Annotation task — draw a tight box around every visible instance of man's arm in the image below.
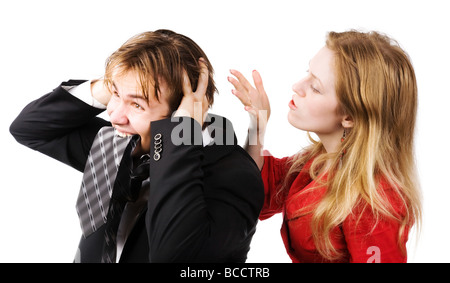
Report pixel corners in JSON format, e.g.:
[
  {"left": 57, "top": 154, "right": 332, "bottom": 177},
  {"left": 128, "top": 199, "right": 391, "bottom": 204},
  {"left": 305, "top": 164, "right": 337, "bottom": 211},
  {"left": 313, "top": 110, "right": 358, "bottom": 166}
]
[
  {"left": 146, "top": 116, "right": 264, "bottom": 262},
  {"left": 9, "top": 80, "right": 110, "bottom": 171},
  {"left": 146, "top": 61, "right": 263, "bottom": 262},
  {"left": 146, "top": 117, "right": 208, "bottom": 262}
]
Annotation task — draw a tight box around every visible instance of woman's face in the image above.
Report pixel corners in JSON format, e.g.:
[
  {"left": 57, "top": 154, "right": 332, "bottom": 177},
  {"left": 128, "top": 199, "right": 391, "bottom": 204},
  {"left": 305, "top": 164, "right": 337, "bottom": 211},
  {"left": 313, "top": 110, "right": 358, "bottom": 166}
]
[{"left": 288, "top": 46, "right": 348, "bottom": 150}]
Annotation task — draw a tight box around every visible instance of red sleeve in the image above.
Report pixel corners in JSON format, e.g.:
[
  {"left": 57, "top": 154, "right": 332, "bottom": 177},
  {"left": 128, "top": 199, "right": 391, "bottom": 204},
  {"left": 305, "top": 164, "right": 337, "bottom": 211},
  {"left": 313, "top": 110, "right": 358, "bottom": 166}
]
[
  {"left": 342, "top": 188, "right": 410, "bottom": 263},
  {"left": 259, "top": 151, "right": 292, "bottom": 220}
]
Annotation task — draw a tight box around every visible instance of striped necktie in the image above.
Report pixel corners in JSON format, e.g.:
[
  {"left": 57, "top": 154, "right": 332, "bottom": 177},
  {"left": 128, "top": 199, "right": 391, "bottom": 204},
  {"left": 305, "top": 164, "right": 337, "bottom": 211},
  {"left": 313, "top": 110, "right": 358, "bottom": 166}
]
[{"left": 75, "top": 126, "right": 136, "bottom": 238}]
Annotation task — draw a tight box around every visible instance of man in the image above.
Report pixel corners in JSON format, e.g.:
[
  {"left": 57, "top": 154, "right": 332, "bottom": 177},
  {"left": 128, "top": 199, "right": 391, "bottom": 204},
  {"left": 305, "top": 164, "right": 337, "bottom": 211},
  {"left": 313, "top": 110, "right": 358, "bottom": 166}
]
[{"left": 10, "top": 29, "right": 264, "bottom": 262}]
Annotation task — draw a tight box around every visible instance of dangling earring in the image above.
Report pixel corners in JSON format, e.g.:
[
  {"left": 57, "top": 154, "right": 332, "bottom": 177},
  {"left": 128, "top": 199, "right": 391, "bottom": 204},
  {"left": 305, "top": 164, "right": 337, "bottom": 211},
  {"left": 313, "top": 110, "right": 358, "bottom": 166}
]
[{"left": 339, "top": 128, "right": 347, "bottom": 167}]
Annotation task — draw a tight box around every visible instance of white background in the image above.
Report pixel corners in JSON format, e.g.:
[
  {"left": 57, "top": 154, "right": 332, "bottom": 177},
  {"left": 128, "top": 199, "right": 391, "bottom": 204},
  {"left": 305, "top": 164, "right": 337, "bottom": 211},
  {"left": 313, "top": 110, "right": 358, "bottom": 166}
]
[{"left": 0, "top": 0, "right": 449, "bottom": 263}]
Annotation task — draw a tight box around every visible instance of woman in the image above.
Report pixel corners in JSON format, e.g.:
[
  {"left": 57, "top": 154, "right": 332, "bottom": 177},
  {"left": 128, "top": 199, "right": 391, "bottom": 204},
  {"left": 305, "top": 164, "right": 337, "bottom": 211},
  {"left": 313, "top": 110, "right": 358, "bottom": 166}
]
[{"left": 228, "top": 30, "right": 422, "bottom": 263}]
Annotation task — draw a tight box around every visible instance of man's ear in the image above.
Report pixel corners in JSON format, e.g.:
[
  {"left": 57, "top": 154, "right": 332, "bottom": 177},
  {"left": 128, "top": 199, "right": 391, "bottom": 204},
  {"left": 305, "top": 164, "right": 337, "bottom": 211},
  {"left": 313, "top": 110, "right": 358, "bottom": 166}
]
[{"left": 341, "top": 115, "right": 354, "bottom": 128}]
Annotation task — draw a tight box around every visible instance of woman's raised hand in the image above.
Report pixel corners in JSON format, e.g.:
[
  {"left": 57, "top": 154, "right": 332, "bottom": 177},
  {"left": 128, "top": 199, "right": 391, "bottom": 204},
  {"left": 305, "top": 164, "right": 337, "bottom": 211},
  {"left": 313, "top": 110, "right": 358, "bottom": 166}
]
[
  {"left": 228, "top": 69, "right": 269, "bottom": 169},
  {"left": 228, "top": 69, "right": 271, "bottom": 133}
]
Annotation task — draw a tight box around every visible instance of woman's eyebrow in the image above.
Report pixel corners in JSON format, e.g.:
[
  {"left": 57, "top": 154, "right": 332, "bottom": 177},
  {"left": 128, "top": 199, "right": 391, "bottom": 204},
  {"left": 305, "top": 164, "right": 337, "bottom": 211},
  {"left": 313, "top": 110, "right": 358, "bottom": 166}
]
[{"left": 308, "top": 61, "right": 324, "bottom": 88}]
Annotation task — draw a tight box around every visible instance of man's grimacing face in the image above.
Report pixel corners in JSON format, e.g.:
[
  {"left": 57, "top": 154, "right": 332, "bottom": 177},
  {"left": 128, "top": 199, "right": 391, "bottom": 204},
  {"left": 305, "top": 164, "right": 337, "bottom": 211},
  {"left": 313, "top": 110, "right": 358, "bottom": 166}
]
[{"left": 106, "top": 69, "right": 171, "bottom": 154}]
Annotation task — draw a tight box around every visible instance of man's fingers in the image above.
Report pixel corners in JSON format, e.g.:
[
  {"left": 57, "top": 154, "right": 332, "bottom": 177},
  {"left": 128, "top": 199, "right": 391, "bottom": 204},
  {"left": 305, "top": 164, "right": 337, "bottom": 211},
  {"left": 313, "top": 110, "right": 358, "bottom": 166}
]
[
  {"left": 182, "top": 69, "right": 192, "bottom": 96},
  {"left": 195, "top": 58, "right": 209, "bottom": 95}
]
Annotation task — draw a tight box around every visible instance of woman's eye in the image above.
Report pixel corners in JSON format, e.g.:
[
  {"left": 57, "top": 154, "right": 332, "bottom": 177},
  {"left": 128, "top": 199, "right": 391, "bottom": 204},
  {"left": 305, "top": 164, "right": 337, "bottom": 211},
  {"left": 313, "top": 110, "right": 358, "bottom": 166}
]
[
  {"left": 134, "top": 103, "right": 143, "bottom": 110},
  {"left": 311, "top": 85, "right": 321, "bottom": 94}
]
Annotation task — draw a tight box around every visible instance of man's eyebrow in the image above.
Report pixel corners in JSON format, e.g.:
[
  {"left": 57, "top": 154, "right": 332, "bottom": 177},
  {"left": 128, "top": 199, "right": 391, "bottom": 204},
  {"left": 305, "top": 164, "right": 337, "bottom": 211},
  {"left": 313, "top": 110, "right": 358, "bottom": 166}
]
[
  {"left": 128, "top": 94, "right": 147, "bottom": 102},
  {"left": 112, "top": 81, "right": 148, "bottom": 102},
  {"left": 112, "top": 81, "right": 118, "bottom": 91}
]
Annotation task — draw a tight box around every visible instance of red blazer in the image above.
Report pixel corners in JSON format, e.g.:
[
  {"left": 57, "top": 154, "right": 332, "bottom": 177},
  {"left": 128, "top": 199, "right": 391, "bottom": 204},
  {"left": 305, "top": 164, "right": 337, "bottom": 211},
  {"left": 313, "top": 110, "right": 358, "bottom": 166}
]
[{"left": 259, "top": 153, "right": 410, "bottom": 263}]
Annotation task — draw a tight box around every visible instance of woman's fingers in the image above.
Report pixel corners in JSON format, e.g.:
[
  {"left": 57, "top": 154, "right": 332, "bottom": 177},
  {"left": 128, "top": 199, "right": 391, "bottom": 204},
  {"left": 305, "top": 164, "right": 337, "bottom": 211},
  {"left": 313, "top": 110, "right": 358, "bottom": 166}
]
[
  {"left": 228, "top": 72, "right": 247, "bottom": 96},
  {"left": 228, "top": 69, "right": 257, "bottom": 107},
  {"left": 230, "top": 69, "right": 252, "bottom": 92},
  {"left": 252, "top": 70, "right": 266, "bottom": 96},
  {"left": 228, "top": 76, "right": 252, "bottom": 106},
  {"left": 251, "top": 69, "right": 270, "bottom": 118},
  {"left": 228, "top": 69, "right": 270, "bottom": 134}
]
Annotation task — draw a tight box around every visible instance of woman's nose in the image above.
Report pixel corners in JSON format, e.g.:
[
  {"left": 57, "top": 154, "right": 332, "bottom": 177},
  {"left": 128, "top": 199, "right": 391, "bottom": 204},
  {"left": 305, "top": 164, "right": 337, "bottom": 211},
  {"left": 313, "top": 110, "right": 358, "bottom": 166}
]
[{"left": 292, "top": 80, "right": 306, "bottom": 97}]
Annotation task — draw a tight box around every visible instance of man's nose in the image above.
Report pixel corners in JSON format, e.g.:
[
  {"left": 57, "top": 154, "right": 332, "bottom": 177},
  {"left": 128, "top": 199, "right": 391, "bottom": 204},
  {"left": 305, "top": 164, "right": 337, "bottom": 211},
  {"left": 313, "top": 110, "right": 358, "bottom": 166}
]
[{"left": 109, "top": 103, "right": 129, "bottom": 125}]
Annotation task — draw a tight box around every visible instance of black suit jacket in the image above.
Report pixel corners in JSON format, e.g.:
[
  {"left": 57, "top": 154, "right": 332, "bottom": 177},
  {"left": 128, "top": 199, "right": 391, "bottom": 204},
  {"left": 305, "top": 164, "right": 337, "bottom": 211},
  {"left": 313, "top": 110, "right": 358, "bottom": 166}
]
[{"left": 10, "top": 80, "right": 264, "bottom": 262}]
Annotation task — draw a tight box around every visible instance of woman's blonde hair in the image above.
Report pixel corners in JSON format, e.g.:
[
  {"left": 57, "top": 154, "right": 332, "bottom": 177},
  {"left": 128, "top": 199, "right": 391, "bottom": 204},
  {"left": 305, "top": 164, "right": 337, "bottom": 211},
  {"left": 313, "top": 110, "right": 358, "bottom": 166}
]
[{"left": 280, "top": 30, "right": 422, "bottom": 260}]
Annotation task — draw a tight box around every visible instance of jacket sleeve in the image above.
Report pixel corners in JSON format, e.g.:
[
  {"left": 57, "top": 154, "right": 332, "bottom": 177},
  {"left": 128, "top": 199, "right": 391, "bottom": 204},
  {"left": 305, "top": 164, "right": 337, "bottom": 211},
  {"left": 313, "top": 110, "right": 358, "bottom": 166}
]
[
  {"left": 146, "top": 117, "right": 206, "bottom": 262},
  {"left": 146, "top": 116, "right": 264, "bottom": 262},
  {"left": 259, "top": 152, "right": 292, "bottom": 220},
  {"left": 9, "top": 80, "right": 110, "bottom": 172}
]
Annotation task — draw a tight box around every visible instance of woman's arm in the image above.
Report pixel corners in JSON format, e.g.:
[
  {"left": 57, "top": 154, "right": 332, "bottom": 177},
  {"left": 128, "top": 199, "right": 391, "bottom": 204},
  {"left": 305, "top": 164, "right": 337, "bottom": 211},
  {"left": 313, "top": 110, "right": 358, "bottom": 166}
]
[{"left": 228, "top": 69, "right": 271, "bottom": 170}]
